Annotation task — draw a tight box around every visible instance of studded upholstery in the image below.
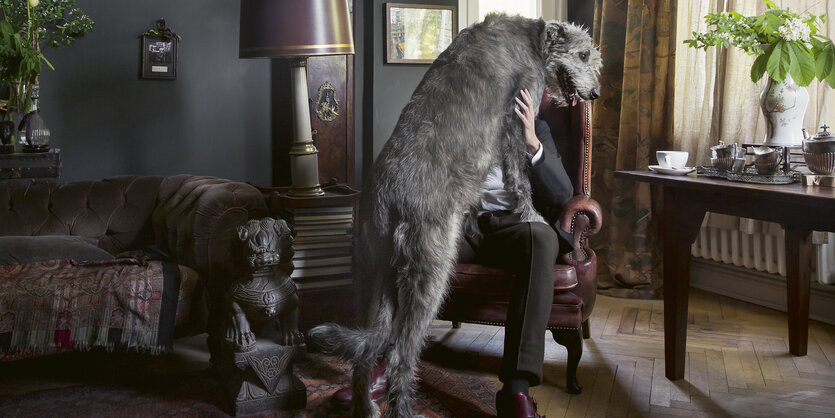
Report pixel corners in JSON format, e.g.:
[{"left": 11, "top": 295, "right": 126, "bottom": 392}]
[{"left": 0, "top": 175, "right": 268, "bottom": 278}]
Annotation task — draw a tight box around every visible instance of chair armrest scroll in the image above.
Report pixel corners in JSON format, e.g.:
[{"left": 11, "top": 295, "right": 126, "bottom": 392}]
[{"left": 558, "top": 195, "right": 602, "bottom": 263}]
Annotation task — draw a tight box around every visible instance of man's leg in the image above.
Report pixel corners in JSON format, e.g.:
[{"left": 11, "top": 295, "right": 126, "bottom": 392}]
[{"left": 477, "top": 213, "right": 558, "bottom": 415}]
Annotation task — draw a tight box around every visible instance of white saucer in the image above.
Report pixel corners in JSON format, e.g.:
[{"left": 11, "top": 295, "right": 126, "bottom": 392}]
[{"left": 648, "top": 165, "right": 695, "bottom": 175}]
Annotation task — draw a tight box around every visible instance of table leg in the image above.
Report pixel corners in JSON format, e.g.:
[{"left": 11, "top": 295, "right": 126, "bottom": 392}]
[
  {"left": 660, "top": 187, "right": 705, "bottom": 380},
  {"left": 785, "top": 226, "right": 812, "bottom": 356}
]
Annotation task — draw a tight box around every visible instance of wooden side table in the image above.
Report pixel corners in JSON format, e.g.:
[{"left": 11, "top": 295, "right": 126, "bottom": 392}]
[
  {"left": 261, "top": 183, "right": 361, "bottom": 331},
  {"left": 0, "top": 149, "right": 61, "bottom": 180},
  {"left": 615, "top": 170, "right": 835, "bottom": 380}
]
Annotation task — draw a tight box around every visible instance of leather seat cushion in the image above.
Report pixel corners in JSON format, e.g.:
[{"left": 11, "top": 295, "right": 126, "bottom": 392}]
[{"left": 450, "top": 263, "right": 578, "bottom": 297}]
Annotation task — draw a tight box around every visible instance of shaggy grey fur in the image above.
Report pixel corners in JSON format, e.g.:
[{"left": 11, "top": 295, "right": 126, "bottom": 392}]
[{"left": 308, "top": 14, "right": 602, "bottom": 418}]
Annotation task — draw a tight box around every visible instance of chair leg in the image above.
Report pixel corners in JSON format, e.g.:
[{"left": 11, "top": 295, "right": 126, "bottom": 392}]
[
  {"left": 552, "top": 328, "right": 583, "bottom": 394},
  {"left": 452, "top": 321, "right": 461, "bottom": 329},
  {"left": 582, "top": 319, "right": 590, "bottom": 339}
]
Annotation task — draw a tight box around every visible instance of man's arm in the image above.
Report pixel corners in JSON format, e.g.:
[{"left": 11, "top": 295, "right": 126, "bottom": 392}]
[{"left": 529, "top": 119, "right": 573, "bottom": 209}]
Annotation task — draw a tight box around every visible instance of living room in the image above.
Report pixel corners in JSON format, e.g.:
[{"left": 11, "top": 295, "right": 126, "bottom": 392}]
[{"left": 1, "top": 0, "right": 835, "bottom": 417}]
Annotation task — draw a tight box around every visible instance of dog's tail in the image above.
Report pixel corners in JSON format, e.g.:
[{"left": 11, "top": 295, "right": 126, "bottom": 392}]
[{"left": 308, "top": 297, "right": 392, "bottom": 365}]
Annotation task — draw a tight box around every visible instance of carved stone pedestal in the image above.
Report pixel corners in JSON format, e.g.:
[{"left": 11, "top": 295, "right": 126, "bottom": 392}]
[{"left": 219, "top": 337, "right": 307, "bottom": 416}]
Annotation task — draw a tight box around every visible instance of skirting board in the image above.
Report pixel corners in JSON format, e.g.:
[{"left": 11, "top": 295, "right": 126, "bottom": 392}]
[{"left": 690, "top": 258, "right": 835, "bottom": 326}]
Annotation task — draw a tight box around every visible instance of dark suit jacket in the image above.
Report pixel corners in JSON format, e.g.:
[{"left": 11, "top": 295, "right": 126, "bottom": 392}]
[
  {"left": 529, "top": 119, "right": 574, "bottom": 249},
  {"left": 461, "top": 119, "right": 575, "bottom": 253}
]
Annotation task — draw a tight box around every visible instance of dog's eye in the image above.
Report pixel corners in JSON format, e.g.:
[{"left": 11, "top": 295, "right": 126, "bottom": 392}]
[{"left": 579, "top": 50, "right": 589, "bottom": 62}]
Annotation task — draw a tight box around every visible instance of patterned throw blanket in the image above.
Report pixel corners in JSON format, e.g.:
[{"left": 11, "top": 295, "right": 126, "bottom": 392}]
[{"left": 0, "top": 258, "right": 198, "bottom": 361}]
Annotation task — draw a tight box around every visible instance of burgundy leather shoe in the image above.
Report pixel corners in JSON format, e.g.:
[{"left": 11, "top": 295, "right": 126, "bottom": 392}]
[
  {"left": 496, "top": 389, "right": 542, "bottom": 418},
  {"left": 331, "top": 363, "right": 387, "bottom": 408}
]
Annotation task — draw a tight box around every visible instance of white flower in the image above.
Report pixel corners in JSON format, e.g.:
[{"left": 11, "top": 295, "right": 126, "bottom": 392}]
[
  {"left": 28, "top": 0, "right": 38, "bottom": 7},
  {"left": 779, "top": 17, "right": 811, "bottom": 42}
]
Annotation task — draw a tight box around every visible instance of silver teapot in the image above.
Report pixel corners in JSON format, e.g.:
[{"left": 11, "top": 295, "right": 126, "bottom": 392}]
[
  {"left": 802, "top": 124, "right": 835, "bottom": 174},
  {"left": 710, "top": 142, "right": 746, "bottom": 172}
]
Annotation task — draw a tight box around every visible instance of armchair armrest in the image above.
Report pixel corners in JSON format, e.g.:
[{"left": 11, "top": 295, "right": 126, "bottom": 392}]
[
  {"left": 152, "top": 175, "right": 268, "bottom": 280},
  {"left": 558, "top": 195, "right": 602, "bottom": 264}
]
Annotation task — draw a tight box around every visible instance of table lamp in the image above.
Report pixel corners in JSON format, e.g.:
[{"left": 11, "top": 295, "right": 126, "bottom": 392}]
[{"left": 239, "top": 0, "right": 355, "bottom": 196}]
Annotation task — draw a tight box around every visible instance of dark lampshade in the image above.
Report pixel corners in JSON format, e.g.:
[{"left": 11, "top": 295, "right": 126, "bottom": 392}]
[{"left": 239, "top": 0, "right": 355, "bottom": 58}]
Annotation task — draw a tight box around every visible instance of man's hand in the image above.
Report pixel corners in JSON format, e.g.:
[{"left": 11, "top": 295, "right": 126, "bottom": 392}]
[{"left": 514, "top": 88, "right": 541, "bottom": 155}]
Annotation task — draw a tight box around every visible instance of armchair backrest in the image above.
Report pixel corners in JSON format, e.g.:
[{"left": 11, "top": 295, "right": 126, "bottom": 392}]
[{"left": 538, "top": 95, "right": 593, "bottom": 198}]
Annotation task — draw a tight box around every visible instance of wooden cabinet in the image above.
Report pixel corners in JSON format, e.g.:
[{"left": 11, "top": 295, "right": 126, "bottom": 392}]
[
  {"left": 264, "top": 184, "right": 360, "bottom": 331},
  {"left": 0, "top": 149, "right": 60, "bottom": 180}
]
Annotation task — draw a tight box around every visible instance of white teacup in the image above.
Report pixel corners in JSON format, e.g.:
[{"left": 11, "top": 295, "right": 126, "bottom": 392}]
[{"left": 656, "top": 151, "right": 689, "bottom": 169}]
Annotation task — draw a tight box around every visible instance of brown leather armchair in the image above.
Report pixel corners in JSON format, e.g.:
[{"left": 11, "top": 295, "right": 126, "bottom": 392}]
[{"left": 438, "top": 99, "right": 602, "bottom": 394}]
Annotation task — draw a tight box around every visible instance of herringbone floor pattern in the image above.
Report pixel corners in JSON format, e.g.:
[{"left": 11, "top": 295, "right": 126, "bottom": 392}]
[{"left": 426, "top": 288, "right": 835, "bottom": 417}]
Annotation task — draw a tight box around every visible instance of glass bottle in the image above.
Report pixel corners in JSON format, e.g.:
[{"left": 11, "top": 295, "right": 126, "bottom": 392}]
[{"left": 22, "top": 84, "right": 50, "bottom": 152}]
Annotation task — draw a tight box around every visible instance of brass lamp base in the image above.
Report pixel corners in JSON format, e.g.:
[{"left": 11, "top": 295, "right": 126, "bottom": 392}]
[
  {"left": 289, "top": 185, "right": 325, "bottom": 197},
  {"left": 288, "top": 140, "right": 324, "bottom": 197}
]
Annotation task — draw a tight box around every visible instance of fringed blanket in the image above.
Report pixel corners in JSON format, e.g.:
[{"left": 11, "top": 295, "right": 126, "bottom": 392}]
[{"left": 0, "top": 258, "right": 198, "bottom": 361}]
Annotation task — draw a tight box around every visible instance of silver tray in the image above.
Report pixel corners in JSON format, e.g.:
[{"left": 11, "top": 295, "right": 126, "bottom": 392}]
[{"left": 696, "top": 165, "right": 802, "bottom": 184}]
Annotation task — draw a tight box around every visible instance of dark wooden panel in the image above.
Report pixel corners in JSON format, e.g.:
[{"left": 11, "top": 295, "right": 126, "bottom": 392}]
[
  {"left": 307, "top": 55, "right": 355, "bottom": 187},
  {"left": 297, "top": 284, "right": 356, "bottom": 333}
]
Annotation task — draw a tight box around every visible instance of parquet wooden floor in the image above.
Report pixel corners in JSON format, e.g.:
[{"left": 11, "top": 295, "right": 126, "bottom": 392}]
[{"left": 425, "top": 288, "right": 835, "bottom": 417}]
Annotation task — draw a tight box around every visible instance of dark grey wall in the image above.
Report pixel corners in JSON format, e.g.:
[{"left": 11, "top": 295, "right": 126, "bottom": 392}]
[
  {"left": 358, "top": 0, "right": 456, "bottom": 184},
  {"left": 38, "top": 0, "right": 271, "bottom": 184},
  {"left": 567, "top": 1, "right": 595, "bottom": 29}
]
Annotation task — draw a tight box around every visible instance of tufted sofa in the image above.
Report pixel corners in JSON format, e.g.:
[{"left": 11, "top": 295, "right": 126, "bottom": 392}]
[{"left": 0, "top": 175, "right": 267, "bottom": 359}]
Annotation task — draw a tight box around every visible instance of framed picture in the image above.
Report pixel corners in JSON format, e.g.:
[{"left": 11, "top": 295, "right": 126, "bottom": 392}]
[
  {"left": 385, "top": 3, "right": 457, "bottom": 64},
  {"left": 141, "top": 36, "right": 177, "bottom": 79},
  {"left": 140, "top": 19, "right": 180, "bottom": 80}
]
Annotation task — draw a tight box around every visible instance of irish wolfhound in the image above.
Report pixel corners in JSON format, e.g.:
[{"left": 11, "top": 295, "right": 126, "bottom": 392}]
[{"left": 309, "top": 13, "right": 602, "bottom": 417}]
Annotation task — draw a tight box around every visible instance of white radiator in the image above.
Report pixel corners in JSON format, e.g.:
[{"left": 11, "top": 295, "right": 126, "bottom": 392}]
[{"left": 691, "top": 213, "right": 835, "bottom": 285}]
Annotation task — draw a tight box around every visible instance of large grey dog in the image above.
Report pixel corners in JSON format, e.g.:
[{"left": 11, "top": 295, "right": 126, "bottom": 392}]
[{"left": 309, "top": 13, "right": 602, "bottom": 417}]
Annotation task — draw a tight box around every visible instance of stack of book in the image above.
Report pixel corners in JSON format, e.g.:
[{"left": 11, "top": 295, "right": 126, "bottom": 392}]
[{"left": 282, "top": 206, "right": 354, "bottom": 289}]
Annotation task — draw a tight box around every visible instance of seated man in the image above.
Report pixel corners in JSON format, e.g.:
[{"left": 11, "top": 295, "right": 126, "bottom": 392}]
[{"left": 333, "top": 88, "right": 573, "bottom": 418}]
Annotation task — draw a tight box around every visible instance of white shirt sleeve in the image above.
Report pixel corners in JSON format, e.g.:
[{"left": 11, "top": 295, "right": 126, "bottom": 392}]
[{"left": 529, "top": 142, "right": 544, "bottom": 166}]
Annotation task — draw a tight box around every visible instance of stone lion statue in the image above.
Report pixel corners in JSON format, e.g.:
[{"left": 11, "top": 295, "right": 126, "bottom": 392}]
[{"left": 225, "top": 217, "right": 303, "bottom": 351}]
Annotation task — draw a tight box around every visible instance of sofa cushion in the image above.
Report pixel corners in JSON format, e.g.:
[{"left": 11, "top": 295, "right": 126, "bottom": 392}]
[{"left": 0, "top": 236, "right": 114, "bottom": 265}]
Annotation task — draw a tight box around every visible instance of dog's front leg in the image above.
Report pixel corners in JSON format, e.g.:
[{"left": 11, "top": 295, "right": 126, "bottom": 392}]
[{"left": 501, "top": 118, "right": 546, "bottom": 224}]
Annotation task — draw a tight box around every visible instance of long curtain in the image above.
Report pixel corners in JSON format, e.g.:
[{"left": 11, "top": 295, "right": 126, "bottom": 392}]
[{"left": 591, "top": 0, "right": 677, "bottom": 299}]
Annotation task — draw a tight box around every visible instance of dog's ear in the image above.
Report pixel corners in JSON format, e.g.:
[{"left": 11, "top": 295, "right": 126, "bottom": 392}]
[{"left": 545, "top": 22, "right": 566, "bottom": 45}]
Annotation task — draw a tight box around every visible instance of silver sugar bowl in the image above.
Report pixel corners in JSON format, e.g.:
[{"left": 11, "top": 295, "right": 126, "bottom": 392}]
[{"left": 802, "top": 124, "right": 835, "bottom": 175}]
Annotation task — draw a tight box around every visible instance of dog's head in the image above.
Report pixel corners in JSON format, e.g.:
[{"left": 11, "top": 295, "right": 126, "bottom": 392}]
[
  {"left": 236, "top": 217, "right": 294, "bottom": 271},
  {"left": 542, "top": 22, "right": 602, "bottom": 107}
]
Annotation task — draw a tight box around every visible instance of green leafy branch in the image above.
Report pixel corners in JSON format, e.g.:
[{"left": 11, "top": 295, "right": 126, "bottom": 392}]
[
  {"left": 683, "top": 0, "right": 835, "bottom": 87},
  {"left": 0, "top": 0, "right": 93, "bottom": 118}
]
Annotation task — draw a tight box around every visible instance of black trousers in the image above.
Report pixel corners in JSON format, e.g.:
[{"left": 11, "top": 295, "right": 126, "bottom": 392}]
[{"left": 457, "top": 211, "right": 559, "bottom": 386}]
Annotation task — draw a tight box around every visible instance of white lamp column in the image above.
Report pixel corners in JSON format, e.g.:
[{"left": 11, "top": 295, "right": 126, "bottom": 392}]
[{"left": 288, "top": 59, "right": 324, "bottom": 196}]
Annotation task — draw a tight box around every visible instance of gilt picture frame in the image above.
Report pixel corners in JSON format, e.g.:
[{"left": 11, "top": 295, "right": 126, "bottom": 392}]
[{"left": 385, "top": 3, "right": 457, "bottom": 64}]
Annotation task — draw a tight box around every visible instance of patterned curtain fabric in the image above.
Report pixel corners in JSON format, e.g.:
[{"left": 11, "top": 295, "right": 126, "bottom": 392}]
[{"left": 591, "top": 0, "right": 677, "bottom": 299}]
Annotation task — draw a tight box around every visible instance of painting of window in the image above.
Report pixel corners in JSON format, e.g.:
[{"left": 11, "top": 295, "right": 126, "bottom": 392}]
[{"left": 386, "top": 3, "right": 457, "bottom": 64}]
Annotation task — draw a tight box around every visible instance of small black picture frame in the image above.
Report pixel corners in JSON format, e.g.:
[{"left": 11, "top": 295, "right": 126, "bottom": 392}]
[{"left": 140, "top": 19, "right": 179, "bottom": 80}]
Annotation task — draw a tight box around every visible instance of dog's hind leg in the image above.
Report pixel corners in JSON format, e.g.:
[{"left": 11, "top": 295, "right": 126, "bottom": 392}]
[
  {"left": 383, "top": 217, "right": 461, "bottom": 418},
  {"left": 350, "top": 287, "right": 394, "bottom": 418}
]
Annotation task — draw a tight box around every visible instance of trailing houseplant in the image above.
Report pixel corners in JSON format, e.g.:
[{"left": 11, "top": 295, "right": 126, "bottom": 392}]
[
  {"left": 0, "top": 0, "right": 93, "bottom": 123},
  {"left": 684, "top": 0, "right": 835, "bottom": 145}
]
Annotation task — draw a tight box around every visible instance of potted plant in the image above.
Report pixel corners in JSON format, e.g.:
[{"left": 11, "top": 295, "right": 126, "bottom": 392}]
[
  {"left": 684, "top": 0, "right": 835, "bottom": 145},
  {"left": 0, "top": 0, "right": 93, "bottom": 151}
]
